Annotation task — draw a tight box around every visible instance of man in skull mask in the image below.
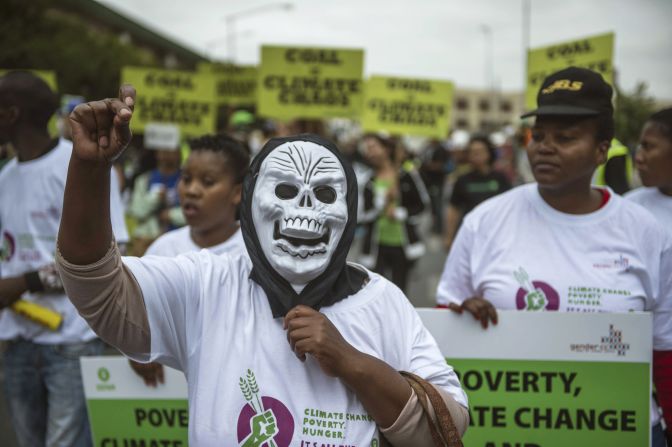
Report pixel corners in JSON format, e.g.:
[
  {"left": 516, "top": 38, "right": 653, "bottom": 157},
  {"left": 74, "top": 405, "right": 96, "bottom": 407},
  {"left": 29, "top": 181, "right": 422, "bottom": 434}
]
[
  {"left": 243, "top": 136, "right": 365, "bottom": 315},
  {"left": 55, "top": 86, "right": 468, "bottom": 446}
]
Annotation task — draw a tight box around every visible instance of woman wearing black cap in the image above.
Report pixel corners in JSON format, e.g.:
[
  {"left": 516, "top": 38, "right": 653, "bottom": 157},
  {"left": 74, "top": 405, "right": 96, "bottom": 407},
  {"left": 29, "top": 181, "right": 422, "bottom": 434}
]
[
  {"left": 53, "top": 86, "right": 469, "bottom": 446},
  {"left": 436, "top": 67, "right": 672, "bottom": 446}
]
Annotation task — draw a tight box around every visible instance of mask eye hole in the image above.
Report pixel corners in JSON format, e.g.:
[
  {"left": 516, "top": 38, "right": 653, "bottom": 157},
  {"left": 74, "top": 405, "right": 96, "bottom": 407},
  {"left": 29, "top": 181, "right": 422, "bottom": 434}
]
[
  {"left": 314, "top": 185, "right": 336, "bottom": 204},
  {"left": 275, "top": 183, "right": 299, "bottom": 200}
]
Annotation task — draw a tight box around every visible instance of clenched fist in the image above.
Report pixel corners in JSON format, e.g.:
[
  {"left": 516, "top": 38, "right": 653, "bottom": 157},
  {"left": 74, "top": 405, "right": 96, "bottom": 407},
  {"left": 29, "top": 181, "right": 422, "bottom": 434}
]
[
  {"left": 69, "top": 85, "right": 136, "bottom": 163},
  {"left": 283, "top": 305, "right": 360, "bottom": 378}
]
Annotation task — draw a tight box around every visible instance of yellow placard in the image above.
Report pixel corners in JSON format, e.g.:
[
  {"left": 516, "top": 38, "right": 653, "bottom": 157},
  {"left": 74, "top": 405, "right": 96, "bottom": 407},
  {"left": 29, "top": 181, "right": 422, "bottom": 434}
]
[
  {"left": 526, "top": 32, "right": 614, "bottom": 110},
  {"left": 121, "top": 66, "right": 216, "bottom": 137},
  {"left": 0, "top": 69, "right": 59, "bottom": 136},
  {"left": 0, "top": 69, "right": 57, "bottom": 91},
  {"left": 257, "top": 45, "right": 364, "bottom": 120},
  {"left": 197, "top": 63, "right": 258, "bottom": 106},
  {"left": 362, "top": 76, "right": 454, "bottom": 138}
]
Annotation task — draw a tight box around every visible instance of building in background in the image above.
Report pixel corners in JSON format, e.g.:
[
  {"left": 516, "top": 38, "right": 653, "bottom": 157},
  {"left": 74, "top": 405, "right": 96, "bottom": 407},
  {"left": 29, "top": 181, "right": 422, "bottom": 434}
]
[
  {"left": 452, "top": 88, "right": 525, "bottom": 133},
  {"left": 51, "top": 0, "right": 206, "bottom": 69}
]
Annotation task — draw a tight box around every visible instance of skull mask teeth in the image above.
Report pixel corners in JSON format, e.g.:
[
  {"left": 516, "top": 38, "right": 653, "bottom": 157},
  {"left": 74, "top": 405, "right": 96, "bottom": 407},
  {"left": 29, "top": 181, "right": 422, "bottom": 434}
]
[
  {"left": 251, "top": 141, "right": 348, "bottom": 286},
  {"left": 281, "top": 216, "right": 324, "bottom": 235},
  {"left": 273, "top": 217, "right": 331, "bottom": 252}
]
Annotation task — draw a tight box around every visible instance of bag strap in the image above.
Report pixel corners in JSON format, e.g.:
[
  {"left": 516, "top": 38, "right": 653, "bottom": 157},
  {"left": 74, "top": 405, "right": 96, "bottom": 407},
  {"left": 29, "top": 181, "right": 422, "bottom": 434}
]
[{"left": 381, "top": 372, "right": 464, "bottom": 447}]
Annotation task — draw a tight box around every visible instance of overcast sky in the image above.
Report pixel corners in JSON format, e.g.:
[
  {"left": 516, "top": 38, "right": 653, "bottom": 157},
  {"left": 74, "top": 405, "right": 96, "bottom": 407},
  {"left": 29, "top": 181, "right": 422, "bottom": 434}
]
[{"left": 99, "top": 0, "right": 672, "bottom": 100}]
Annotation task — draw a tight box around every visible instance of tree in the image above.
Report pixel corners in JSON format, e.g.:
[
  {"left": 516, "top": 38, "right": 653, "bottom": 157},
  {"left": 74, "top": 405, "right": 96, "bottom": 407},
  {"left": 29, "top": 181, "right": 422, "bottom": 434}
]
[
  {"left": 0, "top": 0, "right": 159, "bottom": 99},
  {"left": 614, "top": 81, "right": 656, "bottom": 148}
]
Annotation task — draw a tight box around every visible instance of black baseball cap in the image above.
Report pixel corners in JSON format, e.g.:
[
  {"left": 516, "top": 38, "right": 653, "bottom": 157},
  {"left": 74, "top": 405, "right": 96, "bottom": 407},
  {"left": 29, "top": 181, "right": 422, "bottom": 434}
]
[{"left": 521, "top": 66, "right": 613, "bottom": 118}]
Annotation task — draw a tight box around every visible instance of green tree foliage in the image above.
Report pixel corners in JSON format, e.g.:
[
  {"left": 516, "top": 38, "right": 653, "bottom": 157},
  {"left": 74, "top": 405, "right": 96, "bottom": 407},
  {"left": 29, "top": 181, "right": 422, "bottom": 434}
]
[
  {"left": 0, "top": 0, "right": 159, "bottom": 99},
  {"left": 614, "top": 81, "right": 657, "bottom": 148}
]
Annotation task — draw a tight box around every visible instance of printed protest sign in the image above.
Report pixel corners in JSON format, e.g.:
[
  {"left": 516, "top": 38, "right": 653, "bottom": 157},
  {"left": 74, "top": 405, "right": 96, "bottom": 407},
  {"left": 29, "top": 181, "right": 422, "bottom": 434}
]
[
  {"left": 144, "top": 122, "right": 181, "bottom": 150},
  {"left": 81, "top": 357, "right": 188, "bottom": 446},
  {"left": 257, "top": 45, "right": 364, "bottom": 120},
  {"left": 362, "top": 76, "right": 454, "bottom": 138},
  {"left": 198, "top": 62, "right": 258, "bottom": 106},
  {"left": 83, "top": 311, "right": 650, "bottom": 447},
  {"left": 0, "top": 69, "right": 57, "bottom": 91},
  {"left": 418, "top": 310, "right": 651, "bottom": 447},
  {"left": 121, "top": 66, "right": 216, "bottom": 137},
  {"left": 526, "top": 32, "right": 614, "bottom": 110}
]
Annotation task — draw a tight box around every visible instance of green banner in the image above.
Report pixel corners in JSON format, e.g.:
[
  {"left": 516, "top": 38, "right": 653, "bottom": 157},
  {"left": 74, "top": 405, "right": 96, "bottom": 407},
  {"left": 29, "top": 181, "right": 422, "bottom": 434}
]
[
  {"left": 257, "top": 45, "right": 364, "bottom": 120},
  {"left": 362, "top": 76, "right": 454, "bottom": 138},
  {"left": 198, "top": 63, "right": 258, "bottom": 106},
  {"left": 526, "top": 32, "right": 614, "bottom": 110},
  {"left": 452, "top": 359, "right": 648, "bottom": 447},
  {"left": 121, "top": 66, "right": 216, "bottom": 137},
  {"left": 88, "top": 399, "right": 188, "bottom": 446}
]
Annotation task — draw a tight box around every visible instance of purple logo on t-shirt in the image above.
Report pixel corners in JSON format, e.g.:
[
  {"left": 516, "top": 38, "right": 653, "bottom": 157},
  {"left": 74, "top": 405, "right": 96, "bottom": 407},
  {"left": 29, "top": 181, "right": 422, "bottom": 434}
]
[
  {"left": 237, "top": 369, "right": 294, "bottom": 447},
  {"left": 515, "top": 281, "right": 559, "bottom": 311},
  {"left": 0, "top": 231, "right": 15, "bottom": 262},
  {"left": 513, "top": 267, "right": 559, "bottom": 311}
]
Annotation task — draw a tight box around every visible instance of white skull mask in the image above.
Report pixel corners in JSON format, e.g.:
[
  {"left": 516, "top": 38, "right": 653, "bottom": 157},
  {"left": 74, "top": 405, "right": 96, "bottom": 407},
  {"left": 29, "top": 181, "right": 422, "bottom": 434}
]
[{"left": 251, "top": 141, "right": 348, "bottom": 291}]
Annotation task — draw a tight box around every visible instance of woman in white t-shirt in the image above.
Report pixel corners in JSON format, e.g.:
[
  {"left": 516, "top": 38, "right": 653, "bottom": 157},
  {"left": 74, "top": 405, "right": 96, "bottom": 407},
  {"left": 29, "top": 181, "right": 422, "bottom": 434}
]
[
  {"left": 55, "top": 86, "right": 469, "bottom": 447},
  {"left": 626, "top": 108, "right": 672, "bottom": 234},
  {"left": 626, "top": 108, "right": 672, "bottom": 444},
  {"left": 145, "top": 133, "right": 248, "bottom": 257},
  {"left": 437, "top": 68, "right": 672, "bottom": 446},
  {"left": 130, "top": 133, "right": 249, "bottom": 387}
]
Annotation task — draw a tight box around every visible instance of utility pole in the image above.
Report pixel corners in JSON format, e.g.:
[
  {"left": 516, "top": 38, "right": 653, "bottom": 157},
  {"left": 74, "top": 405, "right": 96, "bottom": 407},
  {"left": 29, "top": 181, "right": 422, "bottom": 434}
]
[
  {"left": 522, "top": 0, "right": 531, "bottom": 112},
  {"left": 224, "top": 2, "right": 293, "bottom": 63}
]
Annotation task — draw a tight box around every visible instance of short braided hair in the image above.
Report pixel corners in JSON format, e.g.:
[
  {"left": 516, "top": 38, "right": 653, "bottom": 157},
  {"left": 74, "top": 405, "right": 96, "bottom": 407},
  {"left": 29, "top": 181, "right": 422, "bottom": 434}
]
[
  {"left": 187, "top": 134, "right": 250, "bottom": 183},
  {"left": 648, "top": 108, "right": 672, "bottom": 141}
]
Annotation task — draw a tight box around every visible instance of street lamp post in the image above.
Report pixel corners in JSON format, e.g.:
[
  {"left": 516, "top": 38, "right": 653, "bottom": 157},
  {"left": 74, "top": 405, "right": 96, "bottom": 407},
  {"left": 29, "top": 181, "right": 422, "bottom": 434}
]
[
  {"left": 226, "top": 15, "right": 236, "bottom": 62},
  {"left": 224, "top": 2, "right": 293, "bottom": 63},
  {"left": 522, "top": 0, "right": 531, "bottom": 113},
  {"left": 480, "top": 24, "right": 494, "bottom": 91},
  {"left": 481, "top": 24, "right": 497, "bottom": 131},
  {"left": 205, "top": 30, "right": 255, "bottom": 60}
]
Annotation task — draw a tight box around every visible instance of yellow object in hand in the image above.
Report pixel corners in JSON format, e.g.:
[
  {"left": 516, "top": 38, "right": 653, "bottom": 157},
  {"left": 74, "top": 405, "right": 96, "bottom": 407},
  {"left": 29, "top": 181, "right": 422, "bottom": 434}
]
[{"left": 11, "top": 300, "right": 62, "bottom": 331}]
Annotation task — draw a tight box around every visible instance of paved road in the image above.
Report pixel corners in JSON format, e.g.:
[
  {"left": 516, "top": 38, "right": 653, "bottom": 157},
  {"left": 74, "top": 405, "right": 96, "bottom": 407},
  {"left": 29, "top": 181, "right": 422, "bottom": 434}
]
[
  {"left": 348, "top": 230, "right": 448, "bottom": 308},
  {"left": 406, "top": 234, "right": 447, "bottom": 308}
]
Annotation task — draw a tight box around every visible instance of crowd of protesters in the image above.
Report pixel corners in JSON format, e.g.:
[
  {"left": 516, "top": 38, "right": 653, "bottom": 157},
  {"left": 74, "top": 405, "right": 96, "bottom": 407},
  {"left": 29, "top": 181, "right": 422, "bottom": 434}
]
[{"left": 0, "top": 67, "right": 670, "bottom": 446}]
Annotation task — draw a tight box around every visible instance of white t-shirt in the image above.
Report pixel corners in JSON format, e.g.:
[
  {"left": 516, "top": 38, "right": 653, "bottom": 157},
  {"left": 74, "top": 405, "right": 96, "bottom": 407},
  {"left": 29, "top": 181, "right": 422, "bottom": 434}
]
[
  {"left": 0, "top": 139, "right": 128, "bottom": 344},
  {"left": 123, "top": 251, "right": 468, "bottom": 446},
  {"left": 626, "top": 187, "right": 672, "bottom": 236},
  {"left": 436, "top": 183, "right": 672, "bottom": 426},
  {"left": 145, "top": 225, "right": 245, "bottom": 257}
]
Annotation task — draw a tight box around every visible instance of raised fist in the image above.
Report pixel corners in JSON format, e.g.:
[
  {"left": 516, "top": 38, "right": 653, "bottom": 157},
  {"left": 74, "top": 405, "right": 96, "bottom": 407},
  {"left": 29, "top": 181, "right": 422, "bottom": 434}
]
[{"left": 69, "top": 84, "right": 136, "bottom": 163}]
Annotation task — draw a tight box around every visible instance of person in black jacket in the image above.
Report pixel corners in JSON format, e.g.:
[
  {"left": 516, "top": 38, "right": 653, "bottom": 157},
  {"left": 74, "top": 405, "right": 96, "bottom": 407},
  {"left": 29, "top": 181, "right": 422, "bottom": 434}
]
[{"left": 359, "top": 134, "right": 429, "bottom": 292}]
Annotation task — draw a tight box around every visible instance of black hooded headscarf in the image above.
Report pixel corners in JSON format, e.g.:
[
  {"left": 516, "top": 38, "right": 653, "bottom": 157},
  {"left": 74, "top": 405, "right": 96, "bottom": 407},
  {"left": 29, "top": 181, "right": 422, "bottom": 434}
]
[{"left": 239, "top": 133, "right": 368, "bottom": 318}]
